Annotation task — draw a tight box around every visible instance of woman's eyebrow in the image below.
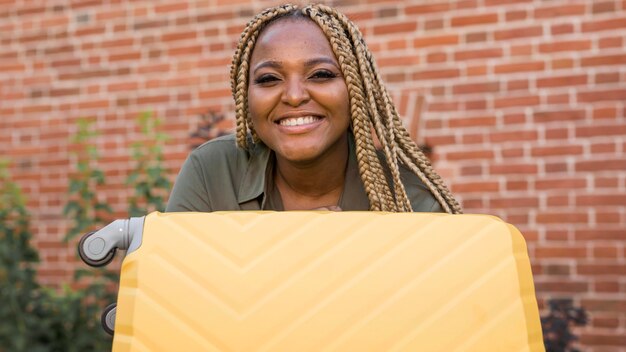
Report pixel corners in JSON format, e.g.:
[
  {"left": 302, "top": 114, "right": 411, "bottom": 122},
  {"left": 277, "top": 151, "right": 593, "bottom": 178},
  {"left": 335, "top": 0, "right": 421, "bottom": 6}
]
[
  {"left": 252, "top": 60, "right": 281, "bottom": 74},
  {"left": 303, "top": 57, "right": 338, "bottom": 68},
  {"left": 252, "top": 57, "right": 339, "bottom": 74}
]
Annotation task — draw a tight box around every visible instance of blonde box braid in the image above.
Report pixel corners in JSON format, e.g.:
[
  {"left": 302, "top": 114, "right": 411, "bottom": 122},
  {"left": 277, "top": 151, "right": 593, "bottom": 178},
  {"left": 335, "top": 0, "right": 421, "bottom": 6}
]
[{"left": 229, "top": 4, "right": 462, "bottom": 214}]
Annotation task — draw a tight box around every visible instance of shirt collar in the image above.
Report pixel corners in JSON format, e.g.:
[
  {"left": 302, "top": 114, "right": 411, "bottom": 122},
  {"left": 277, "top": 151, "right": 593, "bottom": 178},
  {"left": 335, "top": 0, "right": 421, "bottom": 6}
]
[{"left": 237, "top": 141, "right": 271, "bottom": 204}]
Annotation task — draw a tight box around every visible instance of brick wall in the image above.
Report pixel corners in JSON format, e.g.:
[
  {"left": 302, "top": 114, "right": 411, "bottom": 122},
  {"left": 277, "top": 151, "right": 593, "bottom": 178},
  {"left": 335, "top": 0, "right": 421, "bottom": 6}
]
[{"left": 1, "top": 0, "right": 625, "bottom": 350}]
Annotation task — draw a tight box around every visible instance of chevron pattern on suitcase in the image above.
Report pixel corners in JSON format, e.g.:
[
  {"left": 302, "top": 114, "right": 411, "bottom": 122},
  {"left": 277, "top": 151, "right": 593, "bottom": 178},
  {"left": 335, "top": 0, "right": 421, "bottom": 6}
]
[{"left": 112, "top": 212, "right": 543, "bottom": 352}]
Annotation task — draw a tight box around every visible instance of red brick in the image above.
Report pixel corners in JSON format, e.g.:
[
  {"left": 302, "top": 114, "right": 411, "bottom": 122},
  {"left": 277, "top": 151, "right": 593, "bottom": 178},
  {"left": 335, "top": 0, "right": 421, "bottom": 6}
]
[
  {"left": 594, "top": 282, "right": 620, "bottom": 294},
  {"left": 494, "top": 95, "right": 540, "bottom": 108},
  {"left": 460, "top": 165, "right": 484, "bottom": 176},
  {"left": 539, "top": 40, "right": 592, "bottom": 53},
  {"left": 465, "top": 65, "right": 487, "bottom": 76},
  {"left": 162, "top": 31, "right": 197, "bottom": 42},
  {"left": 412, "top": 69, "right": 460, "bottom": 80},
  {"left": 534, "top": 109, "right": 585, "bottom": 123},
  {"left": 535, "top": 280, "right": 589, "bottom": 293},
  {"left": 465, "top": 32, "right": 487, "bottom": 43},
  {"left": 155, "top": 2, "right": 188, "bottom": 13},
  {"left": 592, "top": 1, "right": 616, "bottom": 13},
  {"left": 452, "top": 181, "right": 500, "bottom": 193},
  {"left": 454, "top": 82, "right": 500, "bottom": 95},
  {"left": 547, "top": 93, "right": 571, "bottom": 104},
  {"left": 501, "top": 147, "right": 524, "bottom": 158},
  {"left": 595, "top": 177, "right": 619, "bottom": 188},
  {"left": 461, "top": 197, "right": 485, "bottom": 209},
  {"left": 451, "top": 13, "right": 499, "bottom": 27},
  {"left": 577, "top": 194, "right": 626, "bottom": 206},
  {"left": 495, "top": 26, "right": 542, "bottom": 40},
  {"left": 578, "top": 89, "right": 626, "bottom": 102},
  {"left": 544, "top": 264, "right": 571, "bottom": 276},
  {"left": 495, "top": 61, "right": 545, "bottom": 74},
  {"left": 595, "top": 72, "right": 620, "bottom": 84},
  {"left": 537, "top": 74, "right": 588, "bottom": 88},
  {"left": 551, "top": 23, "right": 574, "bottom": 36},
  {"left": 109, "top": 51, "right": 141, "bottom": 62},
  {"left": 373, "top": 21, "right": 417, "bottom": 35},
  {"left": 546, "top": 195, "right": 571, "bottom": 207},
  {"left": 576, "top": 124, "right": 626, "bottom": 137},
  {"left": 168, "top": 45, "right": 203, "bottom": 56},
  {"left": 455, "top": 0, "right": 479, "bottom": 9},
  {"left": 387, "top": 39, "right": 407, "bottom": 50},
  {"left": 406, "top": 3, "right": 450, "bottom": 14},
  {"left": 531, "top": 145, "right": 584, "bottom": 157},
  {"left": 536, "top": 178, "right": 587, "bottom": 190},
  {"left": 598, "top": 36, "right": 623, "bottom": 49},
  {"left": 413, "top": 34, "right": 458, "bottom": 48},
  {"left": 490, "top": 163, "right": 538, "bottom": 175},
  {"left": 582, "top": 54, "right": 626, "bottom": 67},
  {"left": 506, "top": 80, "right": 529, "bottom": 91},
  {"left": 505, "top": 9, "right": 527, "bottom": 21},
  {"left": 448, "top": 115, "right": 496, "bottom": 127},
  {"left": 576, "top": 159, "right": 626, "bottom": 172},
  {"left": 426, "top": 52, "right": 447, "bottom": 63},
  {"left": 591, "top": 142, "right": 617, "bottom": 154},
  {"left": 534, "top": 4, "right": 586, "bottom": 18},
  {"left": 454, "top": 48, "right": 503, "bottom": 61},
  {"left": 535, "top": 245, "right": 587, "bottom": 258},
  {"left": 446, "top": 149, "right": 495, "bottom": 161},
  {"left": 461, "top": 133, "right": 485, "bottom": 144},
  {"left": 424, "top": 134, "right": 457, "bottom": 146},
  {"left": 575, "top": 229, "right": 624, "bottom": 241},
  {"left": 490, "top": 130, "right": 538, "bottom": 143},
  {"left": 579, "top": 332, "right": 626, "bottom": 348},
  {"left": 593, "top": 246, "right": 619, "bottom": 258},
  {"left": 578, "top": 264, "right": 626, "bottom": 276},
  {"left": 591, "top": 317, "right": 620, "bottom": 328},
  {"left": 582, "top": 18, "right": 626, "bottom": 32},
  {"left": 424, "top": 19, "right": 443, "bottom": 30},
  {"left": 551, "top": 58, "right": 575, "bottom": 70},
  {"left": 491, "top": 196, "right": 539, "bottom": 209},
  {"left": 505, "top": 180, "right": 528, "bottom": 191}
]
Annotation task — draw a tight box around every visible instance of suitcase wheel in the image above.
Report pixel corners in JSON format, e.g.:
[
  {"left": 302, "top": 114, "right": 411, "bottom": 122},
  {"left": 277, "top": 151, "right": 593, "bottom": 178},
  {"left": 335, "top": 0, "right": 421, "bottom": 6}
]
[
  {"left": 78, "top": 231, "right": 117, "bottom": 267},
  {"left": 101, "top": 302, "right": 117, "bottom": 336}
]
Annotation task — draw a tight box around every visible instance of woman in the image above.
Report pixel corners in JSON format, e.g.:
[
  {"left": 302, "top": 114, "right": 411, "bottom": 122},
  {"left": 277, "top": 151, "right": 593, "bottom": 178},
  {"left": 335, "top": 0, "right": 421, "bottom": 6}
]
[{"left": 166, "top": 4, "right": 461, "bottom": 214}]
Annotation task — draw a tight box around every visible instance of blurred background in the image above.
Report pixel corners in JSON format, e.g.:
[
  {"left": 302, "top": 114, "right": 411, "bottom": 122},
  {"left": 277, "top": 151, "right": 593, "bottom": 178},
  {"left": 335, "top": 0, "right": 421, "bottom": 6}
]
[{"left": 1, "top": 0, "right": 624, "bottom": 350}]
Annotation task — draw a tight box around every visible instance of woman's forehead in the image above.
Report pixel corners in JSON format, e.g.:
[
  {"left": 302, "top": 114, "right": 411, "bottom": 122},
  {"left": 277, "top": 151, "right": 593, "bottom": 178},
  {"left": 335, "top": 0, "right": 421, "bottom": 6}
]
[{"left": 251, "top": 18, "right": 336, "bottom": 64}]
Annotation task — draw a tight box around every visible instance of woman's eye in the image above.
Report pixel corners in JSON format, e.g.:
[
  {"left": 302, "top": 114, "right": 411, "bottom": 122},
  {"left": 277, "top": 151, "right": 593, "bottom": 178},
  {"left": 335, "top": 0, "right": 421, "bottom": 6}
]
[
  {"left": 254, "top": 74, "right": 280, "bottom": 85},
  {"left": 310, "top": 70, "right": 338, "bottom": 80}
]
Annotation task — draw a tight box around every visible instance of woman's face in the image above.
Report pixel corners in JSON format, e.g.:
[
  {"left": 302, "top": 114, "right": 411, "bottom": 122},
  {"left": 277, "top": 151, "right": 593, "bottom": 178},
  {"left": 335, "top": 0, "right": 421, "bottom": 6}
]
[{"left": 247, "top": 18, "right": 351, "bottom": 164}]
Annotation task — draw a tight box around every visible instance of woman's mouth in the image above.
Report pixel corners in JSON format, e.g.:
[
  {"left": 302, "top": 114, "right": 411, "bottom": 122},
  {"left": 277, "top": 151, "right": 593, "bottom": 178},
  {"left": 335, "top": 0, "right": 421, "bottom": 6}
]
[{"left": 277, "top": 116, "right": 322, "bottom": 127}]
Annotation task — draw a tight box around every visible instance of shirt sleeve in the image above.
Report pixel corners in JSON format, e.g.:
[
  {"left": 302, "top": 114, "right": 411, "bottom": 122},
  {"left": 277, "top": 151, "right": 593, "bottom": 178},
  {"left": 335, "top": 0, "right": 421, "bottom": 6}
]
[{"left": 165, "top": 153, "right": 212, "bottom": 212}]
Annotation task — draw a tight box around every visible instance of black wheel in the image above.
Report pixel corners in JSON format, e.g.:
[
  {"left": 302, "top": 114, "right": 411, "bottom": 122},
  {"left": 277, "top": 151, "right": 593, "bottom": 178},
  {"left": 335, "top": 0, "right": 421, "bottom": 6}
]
[
  {"left": 101, "top": 302, "right": 117, "bottom": 336},
  {"left": 77, "top": 231, "right": 117, "bottom": 267}
]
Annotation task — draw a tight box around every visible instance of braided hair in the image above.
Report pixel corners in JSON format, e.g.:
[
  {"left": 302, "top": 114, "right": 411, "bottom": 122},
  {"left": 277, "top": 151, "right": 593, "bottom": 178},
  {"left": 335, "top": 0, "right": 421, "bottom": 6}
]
[{"left": 230, "top": 3, "right": 462, "bottom": 214}]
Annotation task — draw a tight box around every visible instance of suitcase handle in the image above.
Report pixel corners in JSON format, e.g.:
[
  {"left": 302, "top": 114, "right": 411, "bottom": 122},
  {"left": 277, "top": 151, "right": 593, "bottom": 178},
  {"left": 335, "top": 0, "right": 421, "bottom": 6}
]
[{"left": 77, "top": 217, "right": 145, "bottom": 267}]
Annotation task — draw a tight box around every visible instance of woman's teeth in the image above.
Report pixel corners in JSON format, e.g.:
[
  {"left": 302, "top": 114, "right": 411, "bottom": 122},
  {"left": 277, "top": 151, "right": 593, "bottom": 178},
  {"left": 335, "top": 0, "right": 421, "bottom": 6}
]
[{"left": 279, "top": 116, "right": 320, "bottom": 126}]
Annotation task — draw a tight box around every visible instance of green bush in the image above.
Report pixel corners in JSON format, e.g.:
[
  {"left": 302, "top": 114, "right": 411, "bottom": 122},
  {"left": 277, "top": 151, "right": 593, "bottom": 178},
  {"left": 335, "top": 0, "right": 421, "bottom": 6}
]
[
  {"left": 0, "top": 160, "right": 113, "bottom": 351},
  {"left": 0, "top": 112, "right": 171, "bottom": 351}
]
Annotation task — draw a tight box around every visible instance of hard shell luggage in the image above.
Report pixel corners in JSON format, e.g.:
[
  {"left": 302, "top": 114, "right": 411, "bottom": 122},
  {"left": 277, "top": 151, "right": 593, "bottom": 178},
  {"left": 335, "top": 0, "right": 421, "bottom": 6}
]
[{"left": 79, "top": 212, "right": 544, "bottom": 351}]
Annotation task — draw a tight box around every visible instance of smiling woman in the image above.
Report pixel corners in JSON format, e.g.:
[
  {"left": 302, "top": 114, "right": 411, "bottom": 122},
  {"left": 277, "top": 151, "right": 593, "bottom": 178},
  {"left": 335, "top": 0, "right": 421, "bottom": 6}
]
[{"left": 166, "top": 3, "right": 462, "bottom": 214}]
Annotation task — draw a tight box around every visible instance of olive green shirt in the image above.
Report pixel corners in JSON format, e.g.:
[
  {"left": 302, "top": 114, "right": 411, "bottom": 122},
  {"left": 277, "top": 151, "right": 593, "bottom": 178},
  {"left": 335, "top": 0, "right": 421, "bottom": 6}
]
[{"left": 165, "top": 134, "right": 442, "bottom": 212}]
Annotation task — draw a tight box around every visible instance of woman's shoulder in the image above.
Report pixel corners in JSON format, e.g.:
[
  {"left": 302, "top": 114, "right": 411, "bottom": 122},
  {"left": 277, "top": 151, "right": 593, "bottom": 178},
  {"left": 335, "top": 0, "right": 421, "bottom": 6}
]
[
  {"left": 188, "top": 134, "right": 252, "bottom": 165},
  {"left": 192, "top": 133, "right": 238, "bottom": 155}
]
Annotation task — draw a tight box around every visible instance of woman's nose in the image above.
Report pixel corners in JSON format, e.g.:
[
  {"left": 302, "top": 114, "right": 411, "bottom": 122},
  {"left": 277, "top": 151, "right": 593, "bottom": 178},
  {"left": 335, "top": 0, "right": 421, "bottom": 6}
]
[{"left": 281, "top": 78, "right": 310, "bottom": 106}]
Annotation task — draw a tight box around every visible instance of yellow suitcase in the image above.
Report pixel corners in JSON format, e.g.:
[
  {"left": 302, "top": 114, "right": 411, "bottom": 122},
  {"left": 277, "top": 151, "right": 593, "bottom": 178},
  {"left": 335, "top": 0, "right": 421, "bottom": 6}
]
[{"left": 79, "top": 212, "right": 544, "bottom": 351}]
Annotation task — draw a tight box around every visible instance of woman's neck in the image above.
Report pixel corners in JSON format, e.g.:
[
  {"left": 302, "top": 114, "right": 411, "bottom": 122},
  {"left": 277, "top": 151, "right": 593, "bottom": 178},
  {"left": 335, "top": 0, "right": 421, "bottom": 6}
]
[{"left": 274, "top": 134, "right": 349, "bottom": 210}]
